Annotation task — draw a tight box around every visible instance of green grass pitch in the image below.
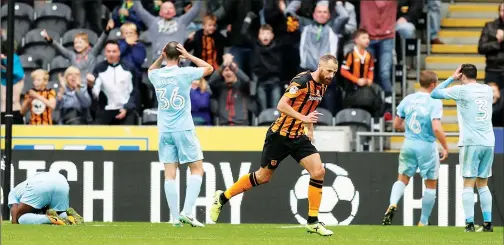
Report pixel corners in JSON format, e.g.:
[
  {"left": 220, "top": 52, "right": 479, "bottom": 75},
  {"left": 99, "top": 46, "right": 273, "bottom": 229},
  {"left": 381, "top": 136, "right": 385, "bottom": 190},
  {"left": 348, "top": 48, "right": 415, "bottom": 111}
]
[{"left": 2, "top": 223, "right": 503, "bottom": 245}]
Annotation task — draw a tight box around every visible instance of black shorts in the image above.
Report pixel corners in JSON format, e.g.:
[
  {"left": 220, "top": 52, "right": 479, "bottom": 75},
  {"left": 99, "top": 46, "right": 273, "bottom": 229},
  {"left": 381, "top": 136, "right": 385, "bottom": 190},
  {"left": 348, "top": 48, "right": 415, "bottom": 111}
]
[{"left": 260, "top": 129, "right": 318, "bottom": 169}]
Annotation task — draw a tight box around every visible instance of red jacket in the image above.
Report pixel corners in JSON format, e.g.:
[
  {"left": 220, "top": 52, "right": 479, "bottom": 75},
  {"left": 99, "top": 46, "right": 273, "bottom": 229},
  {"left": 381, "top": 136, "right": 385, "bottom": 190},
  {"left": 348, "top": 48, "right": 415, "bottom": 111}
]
[{"left": 360, "top": 0, "right": 397, "bottom": 40}]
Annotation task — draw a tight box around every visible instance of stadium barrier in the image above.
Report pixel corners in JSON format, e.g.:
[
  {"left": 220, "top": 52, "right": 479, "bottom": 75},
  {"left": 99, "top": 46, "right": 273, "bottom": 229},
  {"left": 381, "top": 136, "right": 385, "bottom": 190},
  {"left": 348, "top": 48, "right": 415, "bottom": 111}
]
[
  {"left": 1, "top": 151, "right": 502, "bottom": 226},
  {"left": 0, "top": 125, "right": 352, "bottom": 152}
]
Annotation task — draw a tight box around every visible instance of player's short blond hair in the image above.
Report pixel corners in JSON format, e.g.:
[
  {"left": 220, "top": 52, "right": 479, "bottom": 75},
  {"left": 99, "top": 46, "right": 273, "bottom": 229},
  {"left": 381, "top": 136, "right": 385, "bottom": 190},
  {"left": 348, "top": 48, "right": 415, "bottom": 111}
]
[
  {"left": 419, "top": 70, "right": 438, "bottom": 88},
  {"left": 120, "top": 22, "right": 138, "bottom": 34},
  {"left": 31, "top": 69, "right": 49, "bottom": 82},
  {"left": 319, "top": 54, "right": 338, "bottom": 66}
]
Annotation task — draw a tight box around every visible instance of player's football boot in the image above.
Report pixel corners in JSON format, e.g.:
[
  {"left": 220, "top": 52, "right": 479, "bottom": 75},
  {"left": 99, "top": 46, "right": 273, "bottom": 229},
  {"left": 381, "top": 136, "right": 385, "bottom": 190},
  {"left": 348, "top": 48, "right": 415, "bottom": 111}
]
[
  {"left": 476, "top": 222, "right": 493, "bottom": 232},
  {"left": 46, "top": 209, "right": 66, "bottom": 225},
  {"left": 173, "top": 222, "right": 183, "bottom": 227},
  {"left": 210, "top": 190, "right": 224, "bottom": 222},
  {"left": 382, "top": 205, "right": 396, "bottom": 225},
  {"left": 464, "top": 222, "right": 475, "bottom": 232},
  {"left": 66, "top": 207, "right": 84, "bottom": 225},
  {"left": 179, "top": 213, "right": 205, "bottom": 227},
  {"left": 306, "top": 222, "right": 333, "bottom": 236}
]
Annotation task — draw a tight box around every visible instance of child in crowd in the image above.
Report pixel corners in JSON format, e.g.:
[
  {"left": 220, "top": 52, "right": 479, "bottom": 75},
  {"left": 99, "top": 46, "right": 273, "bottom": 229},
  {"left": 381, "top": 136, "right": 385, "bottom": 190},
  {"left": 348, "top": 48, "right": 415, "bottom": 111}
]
[
  {"left": 41, "top": 22, "right": 112, "bottom": 85},
  {"left": 20, "top": 69, "right": 56, "bottom": 125},
  {"left": 184, "top": 14, "right": 226, "bottom": 73},
  {"left": 118, "top": 22, "right": 147, "bottom": 74}
]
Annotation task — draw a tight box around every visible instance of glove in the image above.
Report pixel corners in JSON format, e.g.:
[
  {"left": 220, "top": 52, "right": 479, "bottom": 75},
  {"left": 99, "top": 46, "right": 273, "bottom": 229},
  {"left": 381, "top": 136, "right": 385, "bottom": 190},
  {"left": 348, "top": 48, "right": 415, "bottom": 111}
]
[{"left": 286, "top": 16, "right": 299, "bottom": 33}]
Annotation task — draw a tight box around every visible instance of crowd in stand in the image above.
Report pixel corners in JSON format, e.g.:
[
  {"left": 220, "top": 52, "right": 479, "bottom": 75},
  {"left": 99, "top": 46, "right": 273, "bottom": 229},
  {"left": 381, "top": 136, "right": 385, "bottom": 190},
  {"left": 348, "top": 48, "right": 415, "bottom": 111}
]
[{"left": 0, "top": 0, "right": 502, "bottom": 127}]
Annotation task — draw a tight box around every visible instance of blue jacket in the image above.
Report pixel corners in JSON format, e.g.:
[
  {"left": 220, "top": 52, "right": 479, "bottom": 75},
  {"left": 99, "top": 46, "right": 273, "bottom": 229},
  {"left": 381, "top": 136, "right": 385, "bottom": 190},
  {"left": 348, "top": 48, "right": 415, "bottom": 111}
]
[
  {"left": 1, "top": 54, "right": 24, "bottom": 86},
  {"left": 118, "top": 39, "right": 146, "bottom": 74}
]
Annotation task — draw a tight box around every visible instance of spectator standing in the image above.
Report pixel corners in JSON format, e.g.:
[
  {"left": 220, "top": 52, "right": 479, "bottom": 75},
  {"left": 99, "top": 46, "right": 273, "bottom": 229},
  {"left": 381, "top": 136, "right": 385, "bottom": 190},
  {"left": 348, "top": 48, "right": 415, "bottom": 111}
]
[
  {"left": 118, "top": 22, "right": 147, "bottom": 74},
  {"left": 42, "top": 22, "right": 113, "bottom": 86},
  {"left": 360, "top": 0, "right": 397, "bottom": 101},
  {"left": 396, "top": 0, "right": 423, "bottom": 39},
  {"left": 428, "top": 0, "right": 443, "bottom": 44},
  {"left": 298, "top": 1, "right": 347, "bottom": 72},
  {"left": 0, "top": 41, "right": 25, "bottom": 124},
  {"left": 20, "top": 69, "right": 56, "bottom": 125},
  {"left": 87, "top": 41, "right": 139, "bottom": 125},
  {"left": 132, "top": 0, "right": 202, "bottom": 60},
  {"left": 208, "top": 54, "right": 251, "bottom": 126},
  {"left": 478, "top": 2, "right": 504, "bottom": 90},
  {"left": 184, "top": 14, "right": 226, "bottom": 72},
  {"left": 489, "top": 82, "right": 504, "bottom": 127},
  {"left": 71, "top": 0, "right": 103, "bottom": 34},
  {"left": 56, "top": 66, "right": 92, "bottom": 125},
  {"left": 190, "top": 78, "right": 212, "bottom": 125},
  {"left": 112, "top": 0, "right": 147, "bottom": 31},
  {"left": 243, "top": 24, "right": 283, "bottom": 111},
  {"left": 220, "top": 0, "right": 263, "bottom": 75},
  {"left": 341, "top": 29, "right": 384, "bottom": 117}
]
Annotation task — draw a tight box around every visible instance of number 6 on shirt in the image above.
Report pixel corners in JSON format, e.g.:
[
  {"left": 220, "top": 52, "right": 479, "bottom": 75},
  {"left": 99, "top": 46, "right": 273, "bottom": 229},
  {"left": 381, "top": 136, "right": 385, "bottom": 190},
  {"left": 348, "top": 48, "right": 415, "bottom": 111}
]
[{"left": 156, "top": 87, "right": 185, "bottom": 110}]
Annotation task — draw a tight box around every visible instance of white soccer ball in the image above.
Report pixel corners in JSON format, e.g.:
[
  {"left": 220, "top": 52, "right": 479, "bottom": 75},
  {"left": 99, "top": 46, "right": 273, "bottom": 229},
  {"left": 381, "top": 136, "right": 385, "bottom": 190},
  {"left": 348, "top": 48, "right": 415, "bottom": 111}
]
[{"left": 289, "top": 163, "right": 360, "bottom": 225}]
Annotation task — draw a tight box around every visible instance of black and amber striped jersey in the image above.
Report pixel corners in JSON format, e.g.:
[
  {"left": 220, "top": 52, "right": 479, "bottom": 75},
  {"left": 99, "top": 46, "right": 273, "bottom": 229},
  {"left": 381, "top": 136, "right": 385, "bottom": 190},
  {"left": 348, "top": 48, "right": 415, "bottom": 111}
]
[
  {"left": 340, "top": 47, "right": 374, "bottom": 83},
  {"left": 25, "top": 88, "right": 55, "bottom": 125},
  {"left": 270, "top": 71, "right": 327, "bottom": 138}
]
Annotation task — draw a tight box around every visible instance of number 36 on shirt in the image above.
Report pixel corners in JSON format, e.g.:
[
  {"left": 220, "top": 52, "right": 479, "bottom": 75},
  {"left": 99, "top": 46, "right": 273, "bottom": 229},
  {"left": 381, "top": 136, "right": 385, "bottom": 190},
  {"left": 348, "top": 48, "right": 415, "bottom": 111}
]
[{"left": 156, "top": 87, "right": 185, "bottom": 110}]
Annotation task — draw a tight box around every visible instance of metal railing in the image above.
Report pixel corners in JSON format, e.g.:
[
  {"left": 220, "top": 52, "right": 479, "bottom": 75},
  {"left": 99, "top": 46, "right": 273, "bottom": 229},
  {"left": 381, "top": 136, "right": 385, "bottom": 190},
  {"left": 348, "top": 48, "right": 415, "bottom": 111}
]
[{"left": 355, "top": 132, "right": 460, "bottom": 152}]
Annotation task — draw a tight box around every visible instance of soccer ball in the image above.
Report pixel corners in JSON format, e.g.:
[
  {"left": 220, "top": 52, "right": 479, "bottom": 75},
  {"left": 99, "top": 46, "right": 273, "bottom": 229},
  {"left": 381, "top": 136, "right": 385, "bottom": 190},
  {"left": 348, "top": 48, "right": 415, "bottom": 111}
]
[{"left": 289, "top": 163, "right": 360, "bottom": 225}]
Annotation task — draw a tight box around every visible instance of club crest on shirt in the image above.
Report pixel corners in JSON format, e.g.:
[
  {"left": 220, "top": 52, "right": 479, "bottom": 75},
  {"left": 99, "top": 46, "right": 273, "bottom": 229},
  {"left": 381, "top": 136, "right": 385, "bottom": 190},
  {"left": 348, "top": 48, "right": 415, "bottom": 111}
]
[
  {"left": 289, "top": 86, "right": 299, "bottom": 94},
  {"left": 31, "top": 99, "right": 46, "bottom": 115}
]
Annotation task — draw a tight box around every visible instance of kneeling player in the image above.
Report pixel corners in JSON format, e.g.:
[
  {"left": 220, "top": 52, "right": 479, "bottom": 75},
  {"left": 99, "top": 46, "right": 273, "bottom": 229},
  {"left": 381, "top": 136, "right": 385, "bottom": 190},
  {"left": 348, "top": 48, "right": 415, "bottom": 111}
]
[
  {"left": 9, "top": 171, "right": 83, "bottom": 225},
  {"left": 382, "top": 71, "right": 449, "bottom": 226},
  {"left": 210, "top": 55, "right": 338, "bottom": 236}
]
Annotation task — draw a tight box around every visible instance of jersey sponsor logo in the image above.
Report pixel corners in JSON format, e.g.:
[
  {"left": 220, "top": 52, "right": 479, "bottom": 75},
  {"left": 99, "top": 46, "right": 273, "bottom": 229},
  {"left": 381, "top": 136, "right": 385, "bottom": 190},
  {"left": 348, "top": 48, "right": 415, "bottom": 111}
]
[{"left": 289, "top": 86, "right": 299, "bottom": 95}]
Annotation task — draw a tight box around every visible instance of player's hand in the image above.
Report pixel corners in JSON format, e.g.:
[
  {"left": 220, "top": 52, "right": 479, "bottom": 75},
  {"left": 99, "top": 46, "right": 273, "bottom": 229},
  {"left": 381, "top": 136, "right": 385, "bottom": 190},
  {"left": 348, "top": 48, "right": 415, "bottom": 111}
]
[
  {"left": 175, "top": 43, "right": 190, "bottom": 58},
  {"left": 452, "top": 65, "right": 462, "bottom": 80},
  {"left": 439, "top": 148, "right": 448, "bottom": 161},
  {"left": 497, "top": 29, "right": 504, "bottom": 42},
  {"left": 116, "top": 108, "right": 127, "bottom": 119},
  {"left": 301, "top": 111, "right": 322, "bottom": 124}
]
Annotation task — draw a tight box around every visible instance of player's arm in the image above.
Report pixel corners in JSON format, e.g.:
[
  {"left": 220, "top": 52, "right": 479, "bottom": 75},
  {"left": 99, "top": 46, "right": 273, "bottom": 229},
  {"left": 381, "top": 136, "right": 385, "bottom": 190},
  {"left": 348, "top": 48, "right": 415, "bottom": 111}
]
[
  {"left": 430, "top": 77, "right": 455, "bottom": 99},
  {"left": 432, "top": 119, "right": 449, "bottom": 160},
  {"left": 148, "top": 55, "right": 164, "bottom": 72},
  {"left": 393, "top": 117, "right": 405, "bottom": 131},
  {"left": 394, "top": 100, "right": 406, "bottom": 131},
  {"left": 277, "top": 81, "right": 319, "bottom": 123}
]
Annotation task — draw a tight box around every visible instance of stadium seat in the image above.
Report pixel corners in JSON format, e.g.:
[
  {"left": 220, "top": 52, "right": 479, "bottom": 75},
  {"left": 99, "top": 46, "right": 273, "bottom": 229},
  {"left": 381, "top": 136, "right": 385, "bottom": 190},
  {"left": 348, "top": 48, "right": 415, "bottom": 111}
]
[
  {"left": 139, "top": 31, "right": 151, "bottom": 45},
  {"left": 0, "top": 3, "right": 33, "bottom": 49},
  {"left": 49, "top": 56, "right": 70, "bottom": 82},
  {"left": 62, "top": 29, "right": 98, "bottom": 49},
  {"left": 142, "top": 108, "right": 157, "bottom": 125},
  {"left": 19, "top": 54, "right": 45, "bottom": 92},
  {"left": 335, "top": 108, "right": 373, "bottom": 150},
  {"left": 315, "top": 107, "right": 334, "bottom": 126},
  {"left": 257, "top": 108, "right": 280, "bottom": 126},
  {"left": 107, "top": 28, "right": 122, "bottom": 41},
  {"left": 33, "top": 3, "right": 72, "bottom": 35},
  {"left": 22, "top": 28, "right": 60, "bottom": 61}
]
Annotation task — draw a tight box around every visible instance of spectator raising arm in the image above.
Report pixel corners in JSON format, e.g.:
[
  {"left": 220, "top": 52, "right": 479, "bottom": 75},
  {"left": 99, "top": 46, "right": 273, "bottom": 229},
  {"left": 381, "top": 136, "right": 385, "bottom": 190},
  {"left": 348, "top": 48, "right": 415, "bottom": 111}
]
[
  {"left": 178, "top": 1, "right": 203, "bottom": 26},
  {"left": 342, "top": 2, "right": 357, "bottom": 36},
  {"left": 132, "top": 1, "right": 158, "bottom": 26},
  {"left": 330, "top": 2, "right": 350, "bottom": 35}
]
